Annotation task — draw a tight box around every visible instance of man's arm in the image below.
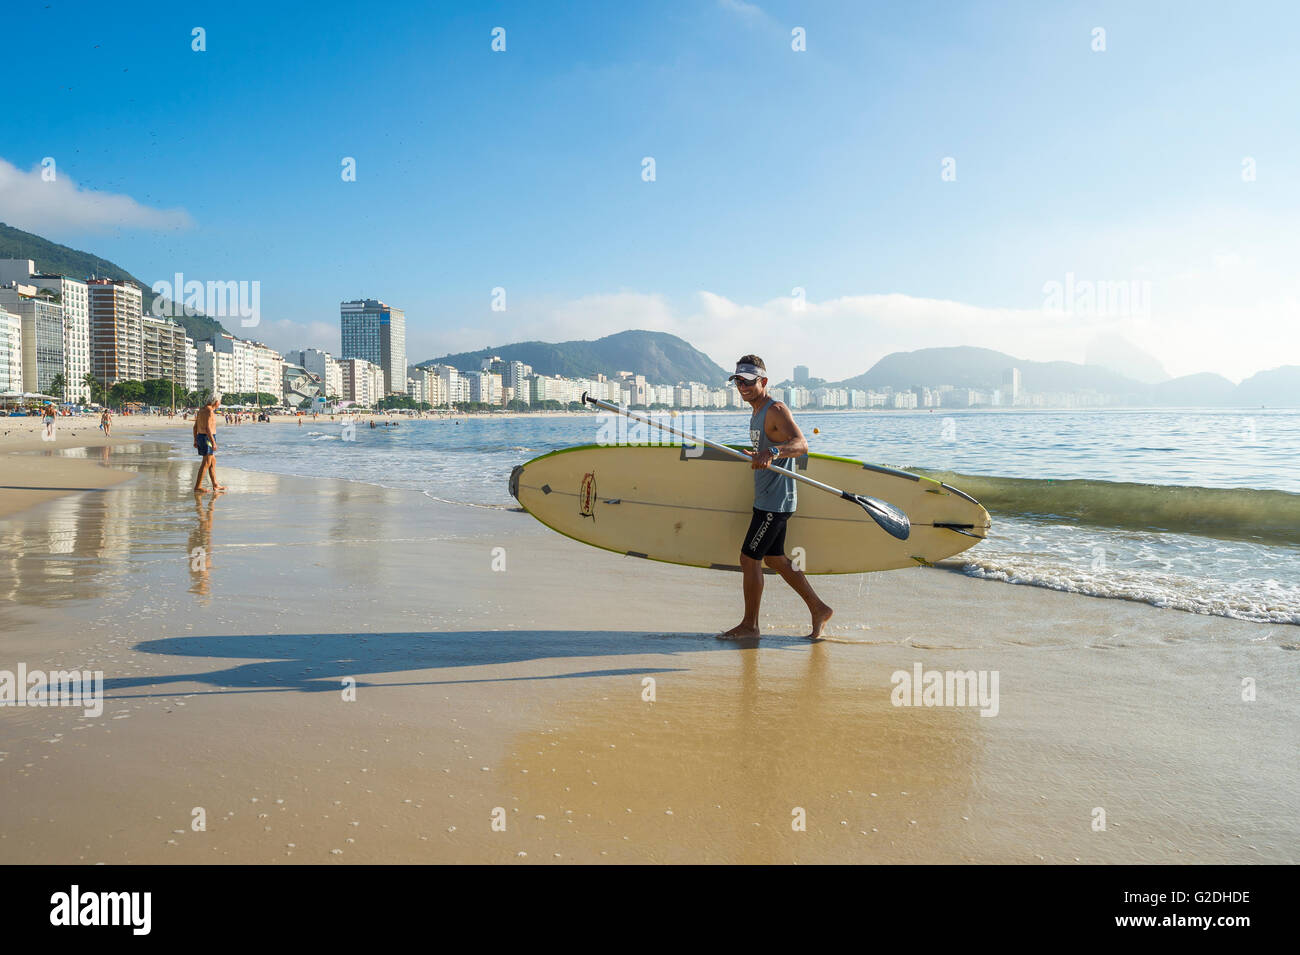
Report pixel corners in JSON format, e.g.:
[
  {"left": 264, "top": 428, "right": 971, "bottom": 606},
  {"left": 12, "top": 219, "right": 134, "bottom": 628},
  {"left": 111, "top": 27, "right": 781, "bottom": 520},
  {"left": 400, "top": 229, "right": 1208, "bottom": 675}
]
[{"left": 752, "top": 402, "right": 808, "bottom": 468}]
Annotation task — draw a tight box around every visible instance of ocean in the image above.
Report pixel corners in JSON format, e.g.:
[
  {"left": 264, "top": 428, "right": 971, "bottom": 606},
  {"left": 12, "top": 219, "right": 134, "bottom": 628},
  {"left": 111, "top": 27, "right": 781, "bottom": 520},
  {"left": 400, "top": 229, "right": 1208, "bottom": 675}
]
[{"left": 174, "top": 407, "right": 1300, "bottom": 626}]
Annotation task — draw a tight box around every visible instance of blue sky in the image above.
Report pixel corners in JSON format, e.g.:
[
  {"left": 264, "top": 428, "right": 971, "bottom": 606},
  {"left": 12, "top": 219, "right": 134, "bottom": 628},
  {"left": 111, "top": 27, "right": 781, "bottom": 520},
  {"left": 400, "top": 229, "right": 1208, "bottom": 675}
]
[{"left": 3, "top": 0, "right": 1297, "bottom": 382}]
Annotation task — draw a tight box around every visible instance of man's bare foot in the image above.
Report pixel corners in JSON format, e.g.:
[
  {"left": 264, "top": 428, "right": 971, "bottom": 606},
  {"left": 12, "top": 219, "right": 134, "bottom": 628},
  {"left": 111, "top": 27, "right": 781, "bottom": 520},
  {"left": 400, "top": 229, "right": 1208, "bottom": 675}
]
[
  {"left": 718, "top": 623, "right": 760, "bottom": 640},
  {"left": 806, "top": 604, "right": 834, "bottom": 640},
  {"left": 213, "top": 484, "right": 227, "bottom": 491},
  {"left": 193, "top": 487, "right": 208, "bottom": 494}
]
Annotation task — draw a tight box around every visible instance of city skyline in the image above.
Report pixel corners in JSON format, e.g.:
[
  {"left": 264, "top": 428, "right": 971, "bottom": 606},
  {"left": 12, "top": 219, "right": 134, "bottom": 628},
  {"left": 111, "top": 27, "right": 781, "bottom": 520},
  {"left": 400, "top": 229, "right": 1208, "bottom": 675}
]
[
  {"left": 0, "top": 1, "right": 1295, "bottom": 384},
  {"left": 0, "top": 248, "right": 1289, "bottom": 410}
]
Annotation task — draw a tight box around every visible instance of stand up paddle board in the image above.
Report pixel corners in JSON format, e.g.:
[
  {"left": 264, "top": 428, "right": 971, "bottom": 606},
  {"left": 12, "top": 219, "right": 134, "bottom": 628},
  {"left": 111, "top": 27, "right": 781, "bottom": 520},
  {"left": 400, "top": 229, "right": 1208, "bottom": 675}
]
[{"left": 509, "top": 444, "right": 990, "bottom": 574}]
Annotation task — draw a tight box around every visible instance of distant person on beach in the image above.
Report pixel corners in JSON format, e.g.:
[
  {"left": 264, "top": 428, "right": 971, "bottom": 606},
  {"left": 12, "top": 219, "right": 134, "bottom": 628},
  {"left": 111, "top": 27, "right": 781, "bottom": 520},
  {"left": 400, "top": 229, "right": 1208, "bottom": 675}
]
[
  {"left": 193, "top": 397, "right": 226, "bottom": 493},
  {"left": 42, "top": 404, "right": 56, "bottom": 439},
  {"left": 99, "top": 409, "right": 112, "bottom": 437},
  {"left": 720, "top": 355, "right": 833, "bottom": 642}
]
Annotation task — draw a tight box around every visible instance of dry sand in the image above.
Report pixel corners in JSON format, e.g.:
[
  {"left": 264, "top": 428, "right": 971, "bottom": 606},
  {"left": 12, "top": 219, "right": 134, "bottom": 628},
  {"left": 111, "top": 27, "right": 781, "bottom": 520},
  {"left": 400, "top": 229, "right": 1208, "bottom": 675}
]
[{"left": 0, "top": 437, "right": 1295, "bottom": 864}]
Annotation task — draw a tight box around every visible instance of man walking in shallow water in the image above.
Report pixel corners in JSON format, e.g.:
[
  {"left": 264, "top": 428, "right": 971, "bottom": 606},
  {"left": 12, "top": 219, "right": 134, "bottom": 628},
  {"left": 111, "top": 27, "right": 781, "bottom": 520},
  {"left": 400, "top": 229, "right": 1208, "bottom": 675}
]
[
  {"left": 193, "top": 396, "right": 226, "bottom": 493},
  {"left": 720, "top": 355, "right": 834, "bottom": 641}
]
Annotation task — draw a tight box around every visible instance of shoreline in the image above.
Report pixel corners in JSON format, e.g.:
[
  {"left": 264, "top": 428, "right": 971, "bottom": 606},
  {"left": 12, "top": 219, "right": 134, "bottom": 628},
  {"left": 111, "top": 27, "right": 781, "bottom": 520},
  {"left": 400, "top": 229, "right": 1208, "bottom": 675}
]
[{"left": 5, "top": 419, "right": 1295, "bottom": 628}]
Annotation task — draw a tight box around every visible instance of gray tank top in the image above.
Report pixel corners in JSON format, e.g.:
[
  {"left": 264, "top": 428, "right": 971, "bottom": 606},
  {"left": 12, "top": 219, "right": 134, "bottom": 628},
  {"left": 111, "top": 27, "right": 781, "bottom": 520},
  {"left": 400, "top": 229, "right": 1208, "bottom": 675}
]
[{"left": 750, "top": 397, "right": 796, "bottom": 513}]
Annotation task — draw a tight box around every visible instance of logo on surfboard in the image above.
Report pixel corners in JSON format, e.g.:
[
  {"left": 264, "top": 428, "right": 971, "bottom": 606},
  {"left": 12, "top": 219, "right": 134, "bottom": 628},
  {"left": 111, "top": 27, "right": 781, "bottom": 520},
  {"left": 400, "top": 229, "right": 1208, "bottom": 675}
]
[{"left": 579, "top": 472, "right": 597, "bottom": 518}]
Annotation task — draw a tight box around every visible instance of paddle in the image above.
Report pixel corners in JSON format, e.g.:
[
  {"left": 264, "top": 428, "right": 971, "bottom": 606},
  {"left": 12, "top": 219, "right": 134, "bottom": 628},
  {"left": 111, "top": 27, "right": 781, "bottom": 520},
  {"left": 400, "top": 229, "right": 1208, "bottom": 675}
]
[{"left": 580, "top": 392, "right": 910, "bottom": 541}]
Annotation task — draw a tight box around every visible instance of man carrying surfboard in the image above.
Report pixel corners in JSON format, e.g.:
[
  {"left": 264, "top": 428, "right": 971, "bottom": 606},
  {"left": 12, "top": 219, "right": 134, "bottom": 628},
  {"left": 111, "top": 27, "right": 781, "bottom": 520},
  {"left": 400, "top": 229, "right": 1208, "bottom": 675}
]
[{"left": 721, "top": 356, "right": 834, "bottom": 641}]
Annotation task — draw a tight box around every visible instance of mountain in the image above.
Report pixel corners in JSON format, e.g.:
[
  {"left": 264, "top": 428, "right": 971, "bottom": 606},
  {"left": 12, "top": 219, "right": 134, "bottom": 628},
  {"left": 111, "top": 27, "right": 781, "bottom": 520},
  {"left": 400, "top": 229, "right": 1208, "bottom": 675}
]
[
  {"left": 1233, "top": 366, "right": 1300, "bottom": 407},
  {"left": 417, "top": 329, "right": 731, "bottom": 386},
  {"left": 1152, "top": 372, "right": 1236, "bottom": 406},
  {"left": 834, "top": 346, "right": 1149, "bottom": 399},
  {"left": 1084, "top": 333, "right": 1170, "bottom": 384},
  {"left": 0, "top": 222, "right": 231, "bottom": 343},
  {"left": 831, "top": 347, "right": 1300, "bottom": 407}
]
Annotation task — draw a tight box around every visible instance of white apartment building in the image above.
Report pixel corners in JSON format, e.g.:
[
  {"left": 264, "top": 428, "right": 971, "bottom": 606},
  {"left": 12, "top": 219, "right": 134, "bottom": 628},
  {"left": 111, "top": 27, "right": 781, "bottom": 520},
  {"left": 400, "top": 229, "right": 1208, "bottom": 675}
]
[
  {"left": 532, "top": 375, "right": 581, "bottom": 404},
  {"left": 141, "top": 315, "right": 191, "bottom": 386},
  {"left": 426, "top": 369, "right": 446, "bottom": 405},
  {"left": 0, "top": 261, "right": 91, "bottom": 402},
  {"left": 340, "top": 357, "right": 384, "bottom": 407},
  {"left": 468, "top": 370, "right": 497, "bottom": 404},
  {"left": 0, "top": 285, "right": 64, "bottom": 396},
  {"left": 194, "top": 341, "right": 231, "bottom": 396},
  {"left": 504, "top": 360, "right": 531, "bottom": 404},
  {"left": 0, "top": 306, "right": 22, "bottom": 392},
  {"left": 433, "top": 364, "right": 471, "bottom": 404},
  {"left": 407, "top": 365, "right": 448, "bottom": 406},
  {"left": 194, "top": 335, "right": 283, "bottom": 398},
  {"left": 253, "top": 342, "right": 284, "bottom": 398}
]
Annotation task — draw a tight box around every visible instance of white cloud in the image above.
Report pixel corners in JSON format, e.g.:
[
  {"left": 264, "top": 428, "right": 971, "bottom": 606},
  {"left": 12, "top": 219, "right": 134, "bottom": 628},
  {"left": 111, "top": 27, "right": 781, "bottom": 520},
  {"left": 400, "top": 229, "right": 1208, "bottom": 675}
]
[
  {"left": 0, "top": 157, "right": 193, "bottom": 233},
  {"left": 719, "top": 0, "right": 766, "bottom": 18},
  {"left": 254, "top": 319, "right": 339, "bottom": 356}
]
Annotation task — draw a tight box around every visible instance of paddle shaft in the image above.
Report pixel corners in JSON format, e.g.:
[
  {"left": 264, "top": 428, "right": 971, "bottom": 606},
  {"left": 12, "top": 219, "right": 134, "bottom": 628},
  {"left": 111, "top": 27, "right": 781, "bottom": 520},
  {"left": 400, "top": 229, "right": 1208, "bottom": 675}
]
[{"left": 581, "top": 392, "right": 852, "bottom": 500}]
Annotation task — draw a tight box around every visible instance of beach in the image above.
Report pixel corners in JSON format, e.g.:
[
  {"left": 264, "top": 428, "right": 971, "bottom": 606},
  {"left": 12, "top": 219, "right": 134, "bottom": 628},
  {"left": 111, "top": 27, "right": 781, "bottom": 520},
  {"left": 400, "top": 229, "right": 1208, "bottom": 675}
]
[{"left": 0, "top": 432, "right": 1296, "bottom": 864}]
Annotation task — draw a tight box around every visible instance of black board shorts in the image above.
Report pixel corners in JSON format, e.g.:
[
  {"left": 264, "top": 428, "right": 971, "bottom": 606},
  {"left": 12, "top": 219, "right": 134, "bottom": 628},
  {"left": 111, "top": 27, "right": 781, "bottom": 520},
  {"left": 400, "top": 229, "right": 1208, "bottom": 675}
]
[
  {"left": 741, "top": 507, "right": 792, "bottom": 560},
  {"left": 195, "top": 434, "right": 214, "bottom": 456}
]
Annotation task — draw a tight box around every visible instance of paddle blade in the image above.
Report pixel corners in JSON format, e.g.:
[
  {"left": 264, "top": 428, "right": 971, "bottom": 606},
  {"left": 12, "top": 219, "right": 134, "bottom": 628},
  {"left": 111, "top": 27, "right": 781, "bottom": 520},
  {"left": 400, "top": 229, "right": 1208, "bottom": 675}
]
[{"left": 851, "top": 493, "right": 911, "bottom": 540}]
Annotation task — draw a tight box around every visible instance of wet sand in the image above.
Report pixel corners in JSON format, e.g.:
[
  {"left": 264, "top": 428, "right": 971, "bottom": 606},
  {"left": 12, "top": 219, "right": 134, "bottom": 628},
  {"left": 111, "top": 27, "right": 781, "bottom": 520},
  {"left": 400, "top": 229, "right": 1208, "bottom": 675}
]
[{"left": 0, "top": 441, "right": 1295, "bottom": 864}]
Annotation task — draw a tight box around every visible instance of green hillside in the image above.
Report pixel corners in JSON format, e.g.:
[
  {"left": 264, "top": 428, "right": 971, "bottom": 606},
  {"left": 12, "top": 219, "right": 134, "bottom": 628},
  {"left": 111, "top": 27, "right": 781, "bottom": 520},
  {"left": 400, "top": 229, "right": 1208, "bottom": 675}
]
[
  {"left": 0, "top": 221, "right": 231, "bottom": 343},
  {"left": 417, "top": 329, "right": 730, "bottom": 386}
]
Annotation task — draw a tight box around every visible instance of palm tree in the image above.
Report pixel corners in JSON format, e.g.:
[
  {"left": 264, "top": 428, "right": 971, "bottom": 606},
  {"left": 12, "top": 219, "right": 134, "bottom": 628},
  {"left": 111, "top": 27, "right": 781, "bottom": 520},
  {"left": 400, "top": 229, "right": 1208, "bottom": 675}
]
[{"left": 81, "top": 372, "right": 102, "bottom": 405}]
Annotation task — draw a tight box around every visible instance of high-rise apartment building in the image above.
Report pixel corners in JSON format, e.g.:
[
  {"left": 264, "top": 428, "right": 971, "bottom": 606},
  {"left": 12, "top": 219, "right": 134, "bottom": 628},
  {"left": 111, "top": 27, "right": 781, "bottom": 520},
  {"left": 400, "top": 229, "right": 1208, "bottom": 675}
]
[
  {"left": 502, "top": 360, "right": 531, "bottom": 405},
  {"left": 0, "top": 285, "right": 63, "bottom": 397},
  {"left": 0, "top": 306, "right": 22, "bottom": 392},
  {"left": 340, "top": 299, "right": 405, "bottom": 396},
  {"left": 142, "top": 315, "right": 191, "bottom": 386},
  {"left": 0, "top": 285, "right": 65, "bottom": 396},
  {"left": 87, "top": 278, "right": 144, "bottom": 386},
  {"left": 433, "top": 364, "right": 469, "bottom": 404},
  {"left": 0, "top": 261, "right": 90, "bottom": 402},
  {"left": 339, "top": 357, "right": 384, "bottom": 407},
  {"left": 1001, "top": 367, "right": 1021, "bottom": 404},
  {"left": 195, "top": 334, "right": 283, "bottom": 398}
]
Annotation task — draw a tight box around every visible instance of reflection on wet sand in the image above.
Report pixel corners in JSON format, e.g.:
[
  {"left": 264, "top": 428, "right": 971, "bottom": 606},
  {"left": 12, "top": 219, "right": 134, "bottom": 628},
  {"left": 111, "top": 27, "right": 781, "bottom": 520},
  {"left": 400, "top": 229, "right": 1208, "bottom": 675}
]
[
  {"left": 0, "top": 442, "right": 470, "bottom": 618},
  {"left": 0, "top": 445, "right": 211, "bottom": 611},
  {"left": 498, "top": 642, "right": 978, "bottom": 863},
  {"left": 188, "top": 490, "right": 222, "bottom": 601}
]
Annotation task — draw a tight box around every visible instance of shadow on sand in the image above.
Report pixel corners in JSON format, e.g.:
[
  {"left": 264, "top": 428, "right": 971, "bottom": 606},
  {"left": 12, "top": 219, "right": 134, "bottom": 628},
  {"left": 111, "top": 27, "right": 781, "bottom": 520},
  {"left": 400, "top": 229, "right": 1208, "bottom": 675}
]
[{"left": 105, "top": 629, "right": 804, "bottom": 699}]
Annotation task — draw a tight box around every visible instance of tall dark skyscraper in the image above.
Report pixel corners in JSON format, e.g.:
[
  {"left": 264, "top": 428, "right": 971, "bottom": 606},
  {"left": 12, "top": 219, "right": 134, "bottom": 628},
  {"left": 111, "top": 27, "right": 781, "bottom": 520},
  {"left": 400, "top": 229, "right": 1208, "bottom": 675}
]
[{"left": 340, "top": 299, "right": 406, "bottom": 395}]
